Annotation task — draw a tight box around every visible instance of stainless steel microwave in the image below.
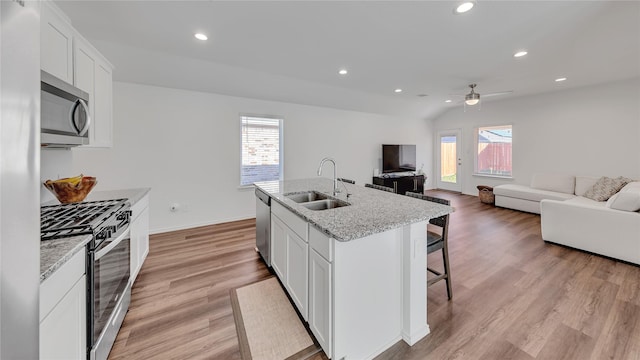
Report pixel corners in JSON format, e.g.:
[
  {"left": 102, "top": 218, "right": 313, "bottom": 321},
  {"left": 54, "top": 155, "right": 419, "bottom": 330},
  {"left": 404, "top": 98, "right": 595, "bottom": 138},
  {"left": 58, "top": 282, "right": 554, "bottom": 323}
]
[{"left": 41, "top": 70, "right": 91, "bottom": 147}]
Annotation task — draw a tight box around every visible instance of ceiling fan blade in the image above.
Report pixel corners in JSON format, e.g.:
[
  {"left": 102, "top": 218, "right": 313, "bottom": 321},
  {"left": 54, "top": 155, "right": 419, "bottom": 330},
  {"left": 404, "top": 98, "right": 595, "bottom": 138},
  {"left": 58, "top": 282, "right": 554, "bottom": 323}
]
[{"left": 482, "top": 91, "right": 513, "bottom": 97}]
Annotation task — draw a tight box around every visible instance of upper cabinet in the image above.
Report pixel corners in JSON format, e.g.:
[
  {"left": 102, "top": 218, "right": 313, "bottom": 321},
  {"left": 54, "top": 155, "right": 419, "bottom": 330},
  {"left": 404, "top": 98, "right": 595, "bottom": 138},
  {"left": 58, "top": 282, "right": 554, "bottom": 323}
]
[
  {"left": 41, "top": 1, "right": 114, "bottom": 148},
  {"left": 41, "top": 2, "right": 74, "bottom": 83}
]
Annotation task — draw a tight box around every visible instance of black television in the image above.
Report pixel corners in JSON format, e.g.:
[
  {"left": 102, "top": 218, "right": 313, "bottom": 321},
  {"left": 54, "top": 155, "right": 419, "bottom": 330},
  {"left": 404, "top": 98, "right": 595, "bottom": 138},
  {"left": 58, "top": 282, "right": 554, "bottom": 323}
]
[{"left": 382, "top": 144, "right": 416, "bottom": 173}]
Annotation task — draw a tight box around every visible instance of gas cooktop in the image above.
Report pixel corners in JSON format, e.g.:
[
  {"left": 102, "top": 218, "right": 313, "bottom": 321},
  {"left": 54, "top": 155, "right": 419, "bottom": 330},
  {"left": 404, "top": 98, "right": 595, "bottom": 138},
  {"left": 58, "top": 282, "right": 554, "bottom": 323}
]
[{"left": 41, "top": 199, "right": 128, "bottom": 241}]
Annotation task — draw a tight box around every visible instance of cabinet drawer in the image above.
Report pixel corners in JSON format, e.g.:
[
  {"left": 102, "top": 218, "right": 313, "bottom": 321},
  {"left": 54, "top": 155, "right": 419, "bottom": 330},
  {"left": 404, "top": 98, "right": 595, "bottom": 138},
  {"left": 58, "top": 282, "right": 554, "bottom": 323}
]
[
  {"left": 272, "top": 201, "right": 307, "bottom": 241},
  {"left": 40, "top": 248, "right": 85, "bottom": 322},
  {"left": 309, "top": 226, "right": 333, "bottom": 262}
]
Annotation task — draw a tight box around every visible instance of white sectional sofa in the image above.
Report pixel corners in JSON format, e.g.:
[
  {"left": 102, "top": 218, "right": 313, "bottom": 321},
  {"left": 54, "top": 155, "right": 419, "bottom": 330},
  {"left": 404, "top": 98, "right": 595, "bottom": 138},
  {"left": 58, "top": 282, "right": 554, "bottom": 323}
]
[
  {"left": 541, "top": 182, "right": 640, "bottom": 265},
  {"left": 494, "top": 174, "right": 640, "bottom": 264},
  {"left": 493, "top": 174, "right": 590, "bottom": 214}
]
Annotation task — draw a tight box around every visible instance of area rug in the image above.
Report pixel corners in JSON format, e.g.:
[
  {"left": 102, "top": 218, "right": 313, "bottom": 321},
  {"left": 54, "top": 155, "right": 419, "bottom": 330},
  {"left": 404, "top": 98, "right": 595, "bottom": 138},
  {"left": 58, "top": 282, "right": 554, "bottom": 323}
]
[{"left": 230, "top": 277, "right": 321, "bottom": 360}]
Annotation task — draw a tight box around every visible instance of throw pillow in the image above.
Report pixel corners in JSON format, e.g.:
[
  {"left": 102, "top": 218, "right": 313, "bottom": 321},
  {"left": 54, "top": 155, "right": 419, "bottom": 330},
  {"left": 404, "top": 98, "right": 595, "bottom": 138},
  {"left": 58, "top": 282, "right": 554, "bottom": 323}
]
[
  {"left": 606, "top": 191, "right": 640, "bottom": 212},
  {"left": 583, "top": 176, "right": 632, "bottom": 201}
]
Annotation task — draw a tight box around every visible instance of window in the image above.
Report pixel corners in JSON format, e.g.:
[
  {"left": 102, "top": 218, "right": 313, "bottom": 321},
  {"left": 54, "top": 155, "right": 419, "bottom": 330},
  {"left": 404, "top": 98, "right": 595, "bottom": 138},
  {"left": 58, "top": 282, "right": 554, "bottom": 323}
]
[
  {"left": 475, "top": 125, "right": 512, "bottom": 177},
  {"left": 240, "top": 115, "right": 283, "bottom": 186}
]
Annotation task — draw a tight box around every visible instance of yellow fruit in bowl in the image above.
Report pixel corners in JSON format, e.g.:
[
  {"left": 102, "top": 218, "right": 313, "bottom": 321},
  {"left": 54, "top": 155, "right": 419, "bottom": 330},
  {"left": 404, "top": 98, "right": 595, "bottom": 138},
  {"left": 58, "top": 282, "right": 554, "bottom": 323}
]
[{"left": 44, "top": 175, "right": 97, "bottom": 204}]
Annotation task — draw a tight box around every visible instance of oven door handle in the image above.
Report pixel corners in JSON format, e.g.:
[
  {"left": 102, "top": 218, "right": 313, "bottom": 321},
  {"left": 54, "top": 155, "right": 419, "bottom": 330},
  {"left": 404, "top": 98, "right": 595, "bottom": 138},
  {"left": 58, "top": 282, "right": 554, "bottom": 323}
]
[{"left": 95, "top": 227, "right": 130, "bottom": 260}]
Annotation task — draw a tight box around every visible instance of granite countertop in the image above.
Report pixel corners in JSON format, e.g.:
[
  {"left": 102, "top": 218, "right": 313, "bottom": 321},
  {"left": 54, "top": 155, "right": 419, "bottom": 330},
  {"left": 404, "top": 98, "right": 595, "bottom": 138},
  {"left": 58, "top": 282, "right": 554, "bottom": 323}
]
[
  {"left": 40, "top": 187, "right": 151, "bottom": 283},
  {"left": 255, "top": 178, "right": 453, "bottom": 242}
]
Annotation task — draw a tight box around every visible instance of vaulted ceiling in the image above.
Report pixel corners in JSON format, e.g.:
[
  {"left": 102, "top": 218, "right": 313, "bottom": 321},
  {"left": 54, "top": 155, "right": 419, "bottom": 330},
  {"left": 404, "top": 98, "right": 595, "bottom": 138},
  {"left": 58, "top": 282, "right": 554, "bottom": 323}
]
[{"left": 56, "top": 1, "right": 640, "bottom": 119}]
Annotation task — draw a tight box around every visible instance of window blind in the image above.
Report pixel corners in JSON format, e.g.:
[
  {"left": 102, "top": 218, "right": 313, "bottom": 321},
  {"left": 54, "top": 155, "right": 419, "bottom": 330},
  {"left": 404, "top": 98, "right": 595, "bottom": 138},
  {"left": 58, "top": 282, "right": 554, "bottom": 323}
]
[{"left": 240, "top": 116, "right": 282, "bottom": 186}]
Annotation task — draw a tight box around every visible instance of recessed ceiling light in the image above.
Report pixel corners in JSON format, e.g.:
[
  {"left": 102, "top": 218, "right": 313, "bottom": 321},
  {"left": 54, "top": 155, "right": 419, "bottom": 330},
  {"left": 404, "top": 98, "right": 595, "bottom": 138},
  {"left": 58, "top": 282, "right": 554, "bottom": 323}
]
[
  {"left": 455, "top": 1, "right": 475, "bottom": 14},
  {"left": 445, "top": 100, "right": 452, "bottom": 103},
  {"left": 513, "top": 51, "right": 528, "bottom": 58},
  {"left": 338, "top": 69, "right": 348, "bottom": 75},
  {"left": 555, "top": 77, "right": 567, "bottom": 82},
  {"left": 394, "top": 88, "right": 403, "bottom": 93},
  {"left": 194, "top": 33, "right": 208, "bottom": 41}
]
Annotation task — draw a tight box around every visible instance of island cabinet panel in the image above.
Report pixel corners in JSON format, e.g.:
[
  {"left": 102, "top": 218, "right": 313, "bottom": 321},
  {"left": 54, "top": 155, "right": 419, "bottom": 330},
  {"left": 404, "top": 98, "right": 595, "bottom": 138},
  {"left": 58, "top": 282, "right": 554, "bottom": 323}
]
[
  {"left": 286, "top": 230, "right": 308, "bottom": 320},
  {"left": 271, "top": 215, "right": 288, "bottom": 280},
  {"left": 309, "top": 248, "right": 332, "bottom": 356},
  {"left": 271, "top": 202, "right": 309, "bottom": 320}
]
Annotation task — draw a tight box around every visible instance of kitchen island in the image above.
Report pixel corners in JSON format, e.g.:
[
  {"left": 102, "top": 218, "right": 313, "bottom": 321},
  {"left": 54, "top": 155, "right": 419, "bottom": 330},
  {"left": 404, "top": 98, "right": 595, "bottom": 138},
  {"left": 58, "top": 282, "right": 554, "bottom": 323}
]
[{"left": 255, "top": 178, "right": 453, "bottom": 360}]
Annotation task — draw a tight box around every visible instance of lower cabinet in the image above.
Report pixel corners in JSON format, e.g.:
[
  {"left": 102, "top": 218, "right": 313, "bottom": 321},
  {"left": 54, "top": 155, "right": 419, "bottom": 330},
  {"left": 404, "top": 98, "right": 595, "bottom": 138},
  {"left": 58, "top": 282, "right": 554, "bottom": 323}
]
[
  {"left": 309, "top": 248, "right": 332, "bottom": 356},
  {"left": 40, "top": 250, "right": 86, "bottom": 360},
  {"left": 286, "top": 229, "right": 308, "bottom": 320},
  {"left": 271, "top": 213, "right": 308, "bottom": 320},
  {"left": 130, "top": 194, "right": 150, "bottom": 283}
]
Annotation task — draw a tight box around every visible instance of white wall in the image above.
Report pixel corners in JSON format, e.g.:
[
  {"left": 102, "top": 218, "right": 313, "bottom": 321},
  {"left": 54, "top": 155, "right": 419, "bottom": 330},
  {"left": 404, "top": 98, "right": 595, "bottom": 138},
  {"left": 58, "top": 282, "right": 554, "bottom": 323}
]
[
  {"left": 71, "top": 82, "right": 433, "bottom": 233},
  {"left": 432, "top": 77, "right": 640, "bottom": 196}
]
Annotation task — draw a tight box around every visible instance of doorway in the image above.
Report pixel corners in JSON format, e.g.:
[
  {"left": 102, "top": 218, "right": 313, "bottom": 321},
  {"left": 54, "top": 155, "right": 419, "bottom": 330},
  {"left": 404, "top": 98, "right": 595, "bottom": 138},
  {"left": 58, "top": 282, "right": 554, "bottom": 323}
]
[{"left": 437, "top": 130, "right": 462, "bottom": 192}]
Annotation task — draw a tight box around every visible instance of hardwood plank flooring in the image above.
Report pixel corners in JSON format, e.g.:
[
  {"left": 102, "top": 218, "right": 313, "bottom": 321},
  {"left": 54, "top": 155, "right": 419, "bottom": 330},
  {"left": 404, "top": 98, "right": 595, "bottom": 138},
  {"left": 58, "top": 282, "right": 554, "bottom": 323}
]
[{"left": 108, "top": 191, "right": 640, "bottom": 360}]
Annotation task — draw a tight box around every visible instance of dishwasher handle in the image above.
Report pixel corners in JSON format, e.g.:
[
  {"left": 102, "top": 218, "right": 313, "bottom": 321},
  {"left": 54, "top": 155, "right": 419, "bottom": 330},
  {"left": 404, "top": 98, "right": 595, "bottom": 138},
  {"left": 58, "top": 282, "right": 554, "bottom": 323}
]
[{"left": 255, "top": 188, "right": 271, "bottom": 205}]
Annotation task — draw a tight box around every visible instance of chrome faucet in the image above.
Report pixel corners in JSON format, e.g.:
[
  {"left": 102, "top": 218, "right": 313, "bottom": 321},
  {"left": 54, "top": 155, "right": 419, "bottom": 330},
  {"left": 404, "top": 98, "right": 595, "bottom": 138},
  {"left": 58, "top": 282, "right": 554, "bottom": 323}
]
[{"left": 317, "top": 157, "right": 340, "bottom": 196}]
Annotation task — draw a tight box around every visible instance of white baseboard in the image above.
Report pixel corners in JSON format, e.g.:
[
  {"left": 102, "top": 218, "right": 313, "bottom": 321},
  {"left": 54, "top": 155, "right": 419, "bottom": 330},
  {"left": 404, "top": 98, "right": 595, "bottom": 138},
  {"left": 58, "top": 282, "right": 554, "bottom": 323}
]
[{"left": 150, "top": 214, "right": 255, "bottom": 235}]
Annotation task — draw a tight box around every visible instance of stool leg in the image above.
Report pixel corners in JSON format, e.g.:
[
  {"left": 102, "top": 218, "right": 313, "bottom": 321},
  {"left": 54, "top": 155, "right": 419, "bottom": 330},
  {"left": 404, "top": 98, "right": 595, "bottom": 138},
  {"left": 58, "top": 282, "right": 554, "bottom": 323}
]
[{"left": 442, "top": 241, "right": 452, "bottom": 300}]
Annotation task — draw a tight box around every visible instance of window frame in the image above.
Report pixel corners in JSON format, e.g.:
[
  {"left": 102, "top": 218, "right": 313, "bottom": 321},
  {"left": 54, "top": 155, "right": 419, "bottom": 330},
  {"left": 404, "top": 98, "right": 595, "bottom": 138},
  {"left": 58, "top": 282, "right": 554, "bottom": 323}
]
[
  {"left": 239, "top": 113, "right": 284, "bottom": 187},
  {"left": 473, "top": 124, "right": 513, "bottom": 179}
]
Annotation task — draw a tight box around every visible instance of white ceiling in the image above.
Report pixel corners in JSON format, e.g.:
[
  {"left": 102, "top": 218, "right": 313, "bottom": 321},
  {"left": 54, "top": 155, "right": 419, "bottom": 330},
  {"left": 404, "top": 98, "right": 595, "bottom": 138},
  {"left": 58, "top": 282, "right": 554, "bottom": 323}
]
[{"left": 55, "top": 0, "right": 640, "bottom": 119}]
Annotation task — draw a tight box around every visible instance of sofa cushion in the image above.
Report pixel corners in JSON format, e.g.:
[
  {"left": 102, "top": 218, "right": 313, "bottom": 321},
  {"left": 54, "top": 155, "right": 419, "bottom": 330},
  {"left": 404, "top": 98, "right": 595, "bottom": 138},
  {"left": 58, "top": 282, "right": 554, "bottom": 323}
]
[
  {"left": 583, "top": 176, "right": 632, "bottom": 201},
  {"left": 530, "top": 174, "right": 575, "bottom": 194},
  {"left": 620, "top": 181, "right": 640, "bottom": 193},
  {"left": 494, "top": 184, "right": 575, "bottom": 202},
  {"left": 606, "top": 184, "right": 640, "bottom": 212},
  {"left": 575, "top": 176, "right": 600, "bottom": 196}
]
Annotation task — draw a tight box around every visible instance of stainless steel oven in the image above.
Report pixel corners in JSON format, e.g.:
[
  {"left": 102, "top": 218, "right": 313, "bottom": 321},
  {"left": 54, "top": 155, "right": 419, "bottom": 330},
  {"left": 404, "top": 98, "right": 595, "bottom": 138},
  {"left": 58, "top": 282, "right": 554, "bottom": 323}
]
[
  {"left": 88, "top": 204, "right": 132, "bottom": 360},
  {"left": 89, "top": 223, "right": 130, "bottom": 360}
]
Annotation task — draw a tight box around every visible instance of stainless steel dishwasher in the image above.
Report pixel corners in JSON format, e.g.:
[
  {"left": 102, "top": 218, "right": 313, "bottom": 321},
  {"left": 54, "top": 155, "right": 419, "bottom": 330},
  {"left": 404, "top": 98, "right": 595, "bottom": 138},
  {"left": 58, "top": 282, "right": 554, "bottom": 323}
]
[{"left": 255, "top": 188, "right": 271, "bottom": 267}]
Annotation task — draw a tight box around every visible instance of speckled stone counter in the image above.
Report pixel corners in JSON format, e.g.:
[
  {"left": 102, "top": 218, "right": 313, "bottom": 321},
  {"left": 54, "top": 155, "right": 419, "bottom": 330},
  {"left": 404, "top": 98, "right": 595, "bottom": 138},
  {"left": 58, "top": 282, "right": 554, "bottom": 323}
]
[
  {"left": 40, "top": 188, "right": 151, "bottom": 283},
  {"left": 40, "top": 234, "right": 91, "bottom": 282},
  {"left": 255, "top": 178, "right": 453, "bottom": 241}
]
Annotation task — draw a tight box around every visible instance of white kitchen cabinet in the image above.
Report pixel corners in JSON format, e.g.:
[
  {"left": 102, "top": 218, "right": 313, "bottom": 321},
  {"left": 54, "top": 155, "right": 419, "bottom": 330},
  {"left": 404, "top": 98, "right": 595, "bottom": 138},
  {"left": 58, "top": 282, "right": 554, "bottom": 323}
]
[
  {"left": 309, "top": 248, "right": 332, "bottom": 356},
  {"left": 130, "top": 194, "right": 150, "bottom": 283},
  {"left": 40, "top": 250, "right": 86, "bottom": 360},
  {"left": 73, "top": 35, "right": 114, "bottom": 148},
  {"left": 41, "top": 0, "right": 114, "bottom": 148},
  {"left": 41, "top": 1, "right": 74, "bottom": 83},
  {"left": 286, "top": 228, "right": 308, "bottom": 320},
  {"left": 271, "top": 215, "right": 288, "bottom": 280},
  {"left": 270, "top": 201, "right": 309, "bottom": 320}
]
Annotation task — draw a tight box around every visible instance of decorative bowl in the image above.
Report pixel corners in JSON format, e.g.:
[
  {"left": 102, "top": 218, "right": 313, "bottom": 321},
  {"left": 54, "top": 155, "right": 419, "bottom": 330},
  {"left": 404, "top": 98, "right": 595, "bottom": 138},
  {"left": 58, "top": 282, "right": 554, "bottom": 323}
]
[{"left": 44, "top": 175, "right": 97, "bottom": 204}]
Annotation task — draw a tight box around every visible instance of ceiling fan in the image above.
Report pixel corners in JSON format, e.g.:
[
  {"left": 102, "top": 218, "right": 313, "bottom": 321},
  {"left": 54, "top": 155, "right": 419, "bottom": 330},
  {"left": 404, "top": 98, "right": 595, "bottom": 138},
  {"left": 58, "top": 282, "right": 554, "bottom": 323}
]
[{"left": 452, "top": 84, "right": 513, "bottom": 108}]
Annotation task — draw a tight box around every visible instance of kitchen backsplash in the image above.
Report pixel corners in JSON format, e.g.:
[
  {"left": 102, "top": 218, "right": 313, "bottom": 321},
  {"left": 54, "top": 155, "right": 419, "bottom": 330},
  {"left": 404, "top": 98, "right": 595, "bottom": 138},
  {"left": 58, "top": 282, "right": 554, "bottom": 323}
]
[{"left": 41, "top": 148, "right": 73, "bottom": 204}]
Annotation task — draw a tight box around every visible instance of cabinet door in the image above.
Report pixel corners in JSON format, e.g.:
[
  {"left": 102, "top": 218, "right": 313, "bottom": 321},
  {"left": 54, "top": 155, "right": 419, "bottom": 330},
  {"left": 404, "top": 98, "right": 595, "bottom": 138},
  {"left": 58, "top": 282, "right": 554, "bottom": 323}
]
[
  {"left": 271, "top": 215, "right": 288, "bottom": 281},
  {"left": 91, "top": 58, "right": 113, "bottom": 147},
  {"left": 40, "top": 275, "right": 86, "bottom": 360},
  {"left": 130, "top": 206, "right": 150, "bottom": 283},
  {"left": 286, "top": 231, "right": 308, "bottom": 320},
  {"left": 41, "top": 2, "right": 74, "bottom": 83},
  {"left": 309, "top": 249, "right": 332, "bottom": 356}
]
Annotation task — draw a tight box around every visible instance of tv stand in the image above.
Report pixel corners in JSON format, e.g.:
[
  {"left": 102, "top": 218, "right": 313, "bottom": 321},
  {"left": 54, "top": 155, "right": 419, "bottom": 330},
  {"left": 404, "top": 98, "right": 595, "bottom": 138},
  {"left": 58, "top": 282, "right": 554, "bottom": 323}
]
[{"left": 373, "top": 174, "right": 425, "bottom": 195}]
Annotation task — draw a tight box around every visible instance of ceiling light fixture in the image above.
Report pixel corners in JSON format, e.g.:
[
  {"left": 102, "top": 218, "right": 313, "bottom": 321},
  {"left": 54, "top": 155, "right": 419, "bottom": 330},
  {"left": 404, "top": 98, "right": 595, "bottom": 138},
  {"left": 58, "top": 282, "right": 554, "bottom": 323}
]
[
  {"left": 555, "top": 77, "right": 567, "bottom": 82},
  {"left": 454, "top": 1, "right": 475, "bottom": 14},
  {"left": 394, "top": 88, "right": 402, "bottom": 93},
  {"left": 465, "top": 84, "right": 480, "bottom": 106},
  {"left": 445, "top": 100, "right": 452, "bottom": 103},
  {"left": 194, "top": 33, "right": 208, "bottom": 41},
  {"left": 338, "top": 69, "right": 348, "bottom": 75},
  {"left": 513, "top": 51, "right": 528, "bottom": 58}
]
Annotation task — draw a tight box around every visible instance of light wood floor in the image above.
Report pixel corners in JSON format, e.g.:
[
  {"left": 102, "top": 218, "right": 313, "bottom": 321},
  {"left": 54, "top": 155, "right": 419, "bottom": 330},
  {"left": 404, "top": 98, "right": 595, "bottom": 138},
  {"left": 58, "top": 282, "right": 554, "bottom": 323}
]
[{"left": 109, "top": 191, "right": 640, "bottom": 360}]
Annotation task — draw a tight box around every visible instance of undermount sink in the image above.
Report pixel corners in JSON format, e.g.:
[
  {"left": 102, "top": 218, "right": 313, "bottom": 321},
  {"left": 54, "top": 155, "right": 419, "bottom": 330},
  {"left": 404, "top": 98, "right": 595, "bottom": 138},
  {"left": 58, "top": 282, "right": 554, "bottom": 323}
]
[
  {"left": 284, "top": 191, "right": 350, "bottom": 211},
  {"left": 301, "top": 199, "right": 350, "bottom": 211},
  {"left": 284, "top": 191, "right": 328, "bottom": 203}
]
